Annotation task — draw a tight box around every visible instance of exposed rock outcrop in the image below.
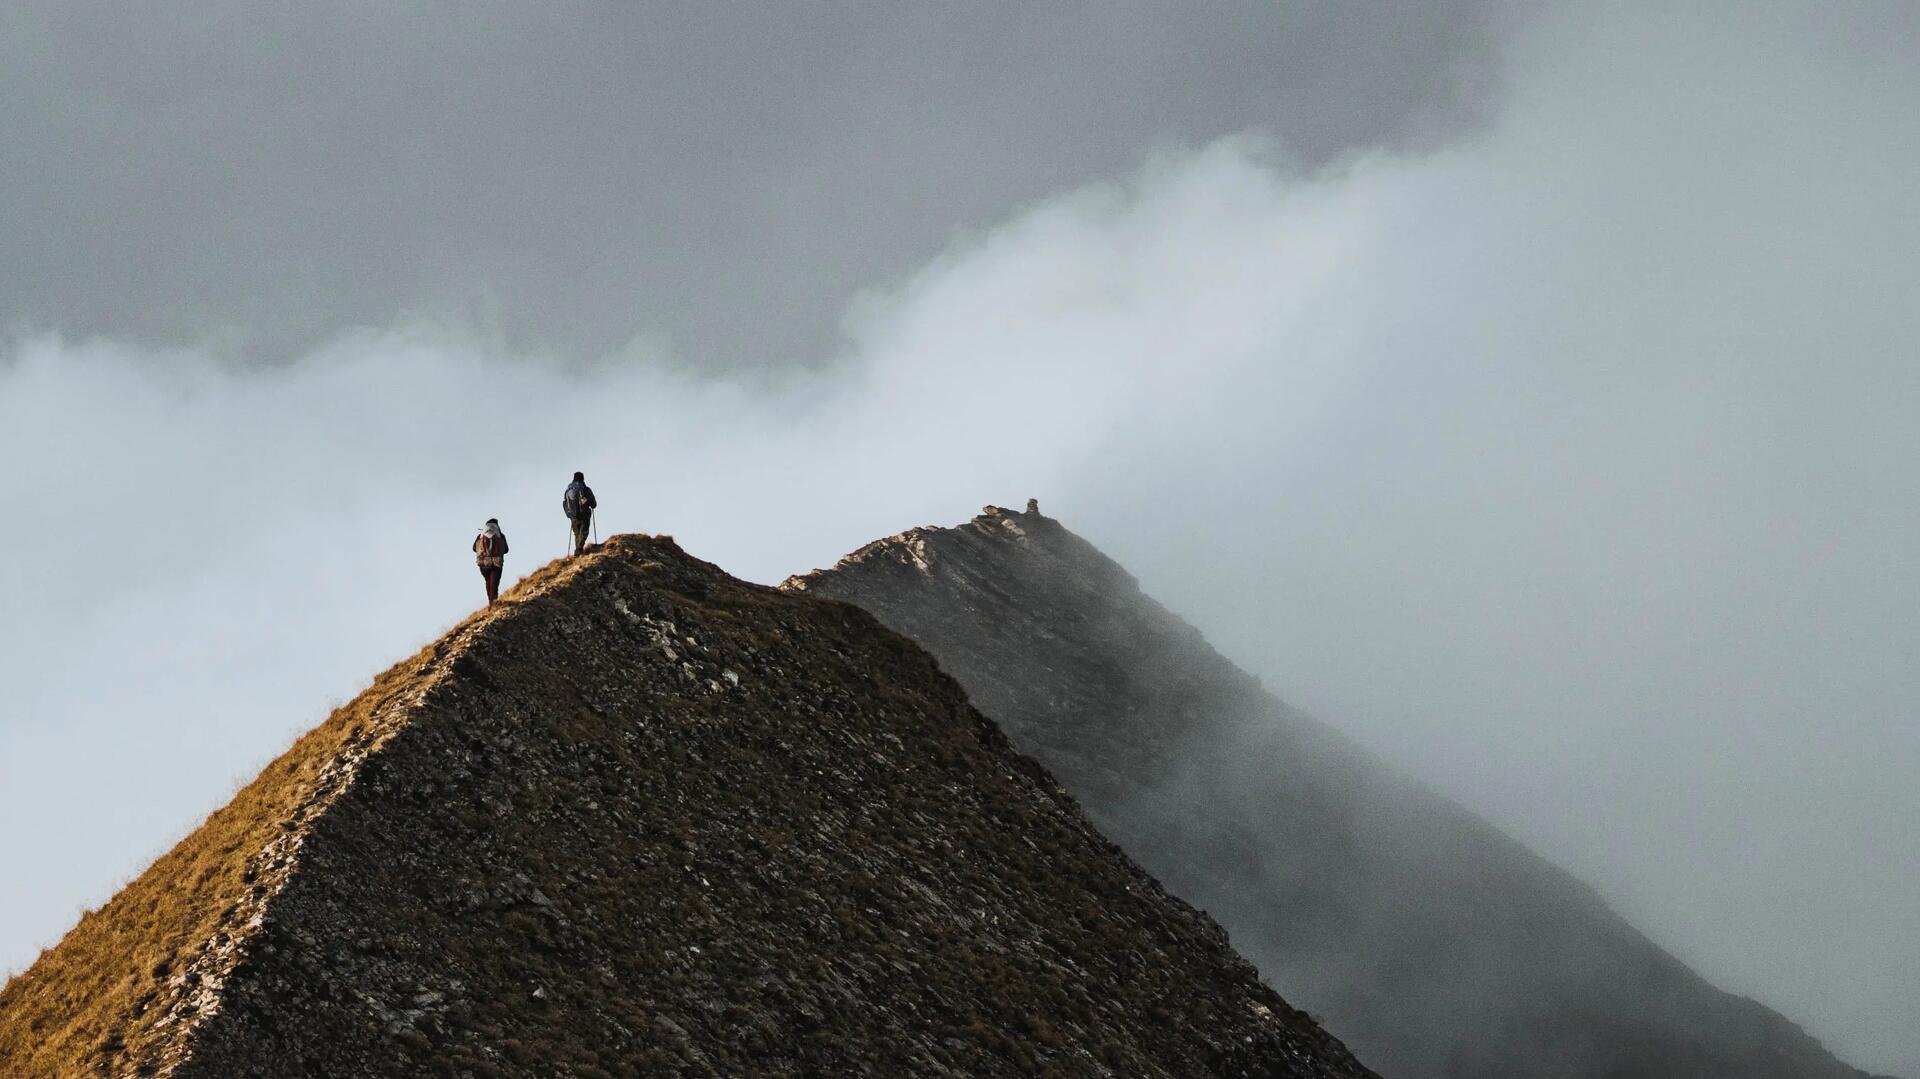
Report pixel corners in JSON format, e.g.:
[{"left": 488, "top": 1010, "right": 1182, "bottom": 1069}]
[
  {"left": 788, "top": 506, "right": 1888, "bottom": 1079},
  {"left": 1, "top": 535, "right": 1376, "bottom": 1079}
]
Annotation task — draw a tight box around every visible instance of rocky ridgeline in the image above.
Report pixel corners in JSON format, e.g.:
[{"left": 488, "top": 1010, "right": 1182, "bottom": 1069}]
[
  {"left": 788, "top": 505, "right": 1889, "bottom": 1079},
  {"left": 0, "top": 535, "right": 1376, "bottom": 1079}
]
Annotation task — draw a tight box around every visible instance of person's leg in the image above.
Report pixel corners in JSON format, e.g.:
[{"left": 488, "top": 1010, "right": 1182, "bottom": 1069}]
[
  {"left": 573, "top": 517, "right": 588, "bottom": 555},
  {"left": 483, "top": 565, "right": 501, "bottom": 603}
]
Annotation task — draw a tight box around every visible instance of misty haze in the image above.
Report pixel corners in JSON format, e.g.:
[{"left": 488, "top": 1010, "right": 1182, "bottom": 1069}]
[{"left": 2, "top": 3, "right": 1916, "bottom": 1077}]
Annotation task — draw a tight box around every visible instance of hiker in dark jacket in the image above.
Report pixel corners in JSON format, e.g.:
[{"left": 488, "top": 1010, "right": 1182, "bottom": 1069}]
[
  {"left": 562, "top": 471, "right": 597, "bottom": 556},
  {"left": 474, "top": 518, "right": 509, "bottom": 604}
]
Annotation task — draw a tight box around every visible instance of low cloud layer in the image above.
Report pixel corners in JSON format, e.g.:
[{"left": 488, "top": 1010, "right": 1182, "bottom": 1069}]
[{"left": 3, "top": 4, "right": 1917, "bottom": 1074}]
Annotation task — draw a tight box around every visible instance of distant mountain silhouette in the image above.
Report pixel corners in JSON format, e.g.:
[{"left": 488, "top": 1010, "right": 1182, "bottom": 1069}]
[{"left": 789, "top": 505, "right": 1887, "bottom": 1079}]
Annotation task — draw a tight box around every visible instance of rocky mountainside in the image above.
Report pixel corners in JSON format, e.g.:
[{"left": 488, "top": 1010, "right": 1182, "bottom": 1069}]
[
  {"left": 787, "top": 506, "right": 1887, "bottom": 1079},
  {"left": 0, "top": 535, "right": 1378, "bottom": 1079}
]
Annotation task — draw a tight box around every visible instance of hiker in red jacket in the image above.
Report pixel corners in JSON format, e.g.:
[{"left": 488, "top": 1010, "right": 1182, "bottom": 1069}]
[{"left": 473, "top": 518, "right": 509, "bottom": 604}]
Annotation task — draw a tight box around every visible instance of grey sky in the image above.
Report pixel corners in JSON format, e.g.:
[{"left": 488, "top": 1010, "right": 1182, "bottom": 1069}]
[
  {"left": 0, "top": 1, "right": 1495, "bottom": 365},
  {"left": 4, "top": 3, "right": 1918, "bottom": 1076}
]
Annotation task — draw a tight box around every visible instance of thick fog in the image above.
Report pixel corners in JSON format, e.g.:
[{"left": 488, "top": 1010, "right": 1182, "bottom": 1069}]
[{"left": 3, "top": 3, "right": 1917, "bottom": 1075}]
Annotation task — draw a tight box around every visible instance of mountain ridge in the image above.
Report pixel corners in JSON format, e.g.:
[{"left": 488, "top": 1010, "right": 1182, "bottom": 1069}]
[
  {"left": 2, "top": 533, "right": 1376, "bottom": 1079},
  {"left": 787, "top": 505, "right": 1890, "bottom": 1079}
]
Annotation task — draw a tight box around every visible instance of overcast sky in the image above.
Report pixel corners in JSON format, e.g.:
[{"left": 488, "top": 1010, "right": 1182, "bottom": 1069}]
[
  {"left": 0, "top": 0, "right": 1494, "bottom": 366},
  {"left": 3, "top": 3, "right": 1917, "bottom": 1075}
]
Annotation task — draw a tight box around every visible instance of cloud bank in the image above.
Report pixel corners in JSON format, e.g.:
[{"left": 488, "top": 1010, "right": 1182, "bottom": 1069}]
[{"left": 3, "top": 4, "right": 1917, "bottom": 1073}]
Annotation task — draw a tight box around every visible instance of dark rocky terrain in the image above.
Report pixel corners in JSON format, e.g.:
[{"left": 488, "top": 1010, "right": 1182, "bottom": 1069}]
[
  {"left": 788, "top": 505, "right": 1889, "bottom": 1079},
  {"left": 0, "top": 534, "right": 1377, "bottom": 1079}
]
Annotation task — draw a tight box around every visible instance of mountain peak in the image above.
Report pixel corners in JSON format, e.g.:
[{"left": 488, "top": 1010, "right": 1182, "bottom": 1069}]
[
  {"left": 785, "top": 504, "right": 1064, "bottom": 584},
  {"left": 786, "top": 507, "right": 1253, "bottom": 771},
  {"left": 2, "top": 534, "right": 1373, "bottom": 1079},
  {"left": 796, "top": 511, "right": 1889, "bottom": 1079}
]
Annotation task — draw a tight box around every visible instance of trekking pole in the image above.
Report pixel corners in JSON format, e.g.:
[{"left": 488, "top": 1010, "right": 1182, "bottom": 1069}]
[{"left": 592, "top": 509, "right": 598, "bottom": 545}]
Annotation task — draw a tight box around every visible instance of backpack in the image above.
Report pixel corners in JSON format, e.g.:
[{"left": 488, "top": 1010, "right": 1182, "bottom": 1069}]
[
  {"left": 475, "top": 530, "right": 507, "bottom": 562},
  {"left": 563, "top": 484, "right": 589, "bottom": 520}
]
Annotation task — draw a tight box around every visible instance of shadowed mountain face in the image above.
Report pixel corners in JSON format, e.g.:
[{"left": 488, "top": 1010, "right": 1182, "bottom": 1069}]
[
  {"left": 787, "top": 507, "right": 1887, "bottom": 1079},
  {"left": 0, "top": 536, "right": 1376, "bottom": 1079}
]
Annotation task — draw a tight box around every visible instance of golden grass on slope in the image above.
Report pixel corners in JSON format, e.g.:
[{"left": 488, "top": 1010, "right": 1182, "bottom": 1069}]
[{"left": 0, "top": 549, "right": 599, "bottom": 1079}]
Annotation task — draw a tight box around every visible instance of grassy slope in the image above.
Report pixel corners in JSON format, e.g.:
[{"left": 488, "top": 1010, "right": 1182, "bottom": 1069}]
[{"left": 0, "top": 553, "right": 586, "bottom": 1079}]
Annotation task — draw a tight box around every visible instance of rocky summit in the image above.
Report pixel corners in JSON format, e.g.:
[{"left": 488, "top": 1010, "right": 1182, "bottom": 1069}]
[
  {"left": 787, "top": 506, "right": 1889, "bottom": 1079},
  {"left": 0, "top": 535, "right": 1376, "bottom": 1079}
]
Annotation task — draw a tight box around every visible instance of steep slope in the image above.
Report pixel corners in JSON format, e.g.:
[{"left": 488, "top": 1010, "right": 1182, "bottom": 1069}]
[
  {"left": 787, "top": 506, "right": 1887, "bottom": 1079},
  {"left": 0, "top": 534, "right": 1377, "bottom": 1079}
]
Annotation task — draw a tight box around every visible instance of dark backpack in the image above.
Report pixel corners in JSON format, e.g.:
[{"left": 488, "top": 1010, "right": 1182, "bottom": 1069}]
[{"left": 563, "top": 484, "right": 590, "bottom": 520}]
